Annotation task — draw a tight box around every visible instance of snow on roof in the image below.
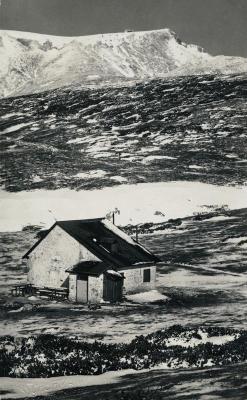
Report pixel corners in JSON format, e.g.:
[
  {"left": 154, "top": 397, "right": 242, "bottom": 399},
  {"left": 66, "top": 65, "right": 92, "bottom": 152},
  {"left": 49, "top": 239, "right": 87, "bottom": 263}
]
[
  {"left": 102, "top": 219, "right": 154, "bottom": 256},
  {"left": 106, "top": 269, "right": 123, "bottom": 278}
]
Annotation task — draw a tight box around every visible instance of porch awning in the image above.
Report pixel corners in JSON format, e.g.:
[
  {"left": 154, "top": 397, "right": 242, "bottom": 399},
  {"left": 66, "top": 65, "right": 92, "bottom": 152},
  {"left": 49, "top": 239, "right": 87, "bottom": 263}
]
[
  {"left": 66, "top": 261, "right": 109, "bottom": 276},
  {"left": 66, "top": 261, "right": 124, "bottom": 279}
]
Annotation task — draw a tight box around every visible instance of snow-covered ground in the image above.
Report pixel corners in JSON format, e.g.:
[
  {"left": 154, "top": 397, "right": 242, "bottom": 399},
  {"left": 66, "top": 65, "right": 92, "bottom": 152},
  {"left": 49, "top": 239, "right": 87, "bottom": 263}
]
[
  {"left": 1, "top": 28, "right": 247, "bottom": 97},
  {"left": 0, "top": 324, "right": 243, "bottom": 398},
  {"left": 0, "top": 369, "right": 148, "bottom": 399},
  {"left": 164, "top": 329, "right": 239, "bottom": 348},
  {"left": 0, "top": 181, "right": 247, "bottom": 231},
  {"left": 126, "top": 290, "right": 169, "bottom": 303},
  {"left": 1, "top": 73, "right": 246, "bottom": 191}
]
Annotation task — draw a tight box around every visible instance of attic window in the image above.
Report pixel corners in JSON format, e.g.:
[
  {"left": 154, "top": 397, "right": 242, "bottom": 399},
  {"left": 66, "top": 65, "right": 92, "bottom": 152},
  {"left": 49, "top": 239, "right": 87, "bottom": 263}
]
[{"left": 143, "top": 269, "right": 151, "bottom": 283}]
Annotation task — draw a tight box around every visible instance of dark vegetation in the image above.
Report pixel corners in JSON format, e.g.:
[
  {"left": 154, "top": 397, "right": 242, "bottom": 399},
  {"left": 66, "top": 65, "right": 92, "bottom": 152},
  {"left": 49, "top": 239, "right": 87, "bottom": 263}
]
[
  {"left": 1, "top": 74, "right": 247, "bottom": 191},
  {"left": 0, "top": 325, "right": 245, "bottom": 378}
]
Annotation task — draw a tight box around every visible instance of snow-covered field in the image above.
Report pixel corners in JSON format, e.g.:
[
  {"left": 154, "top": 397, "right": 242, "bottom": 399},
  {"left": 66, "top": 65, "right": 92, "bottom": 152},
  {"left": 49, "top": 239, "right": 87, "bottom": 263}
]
[
  {"left": 0, "top": 369, "right": 147, "bottom": 399},
  {"left": 1, "top": 181, "right": 247, "bottom": 231}
]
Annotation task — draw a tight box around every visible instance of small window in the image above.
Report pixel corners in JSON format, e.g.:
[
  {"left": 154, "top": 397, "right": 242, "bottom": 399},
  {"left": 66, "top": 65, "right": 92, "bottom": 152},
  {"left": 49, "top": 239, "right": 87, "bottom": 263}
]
[{"left": 143, "top": 268, "right": 151, "bottom": 283}]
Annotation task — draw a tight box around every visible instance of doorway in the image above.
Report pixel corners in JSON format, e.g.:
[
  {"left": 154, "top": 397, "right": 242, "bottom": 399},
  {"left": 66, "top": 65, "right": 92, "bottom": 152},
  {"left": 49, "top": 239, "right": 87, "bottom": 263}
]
[
  {"left": 76, "top": 275, "right": 88, "bottom": 303},
  {"left": 103, "top": 274, "right": 123, "bottom": 302}
]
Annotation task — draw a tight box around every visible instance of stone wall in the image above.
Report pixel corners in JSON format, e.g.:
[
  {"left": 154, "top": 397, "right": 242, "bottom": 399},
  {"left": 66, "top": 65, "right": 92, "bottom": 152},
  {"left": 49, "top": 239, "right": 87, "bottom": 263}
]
[
  {"left": 88, "top": 275, "right": 104, "bottom": 303},
  {"left": 27, "top": 225, "right": 99, "bottom": 289},
  {"left": 118, "top": 265, "right": 156, "bottom": 294},
  {"left": 68, "top": 274, "right": 77, "bottom": 302}
]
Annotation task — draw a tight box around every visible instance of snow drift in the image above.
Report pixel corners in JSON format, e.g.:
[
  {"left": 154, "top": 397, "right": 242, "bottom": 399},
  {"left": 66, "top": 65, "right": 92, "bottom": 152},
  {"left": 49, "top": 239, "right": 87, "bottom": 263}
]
[{"left": 1, "top": 28, "right": 247, "bottom": 98}]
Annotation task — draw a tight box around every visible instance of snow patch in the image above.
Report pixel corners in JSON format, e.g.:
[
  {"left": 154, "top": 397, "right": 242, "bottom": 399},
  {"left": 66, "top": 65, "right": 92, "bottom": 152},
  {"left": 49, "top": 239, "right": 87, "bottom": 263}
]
[
  {"left": 32, "top": 175, "right": 43, "bottom": 183},
  {"left": 142, "top": 155, "right": 177, "bottom": 163},
  {"left": 75, "top": 170, "right": 107, "bottom": 179},
  {"left": 110, "top": 176, "right": 128, "bottom": 183},
  {"left": 67, "top": 138, "right": 85, "bottom": 144},
  {"left": 225, "top": 236, "right": 247, "bottom": 245},
  {"left": 126, "top": 290, "right": 169, "bottom": 304},
  {"left": 225, "top": 154, "right": 239, "bottom": 159},
  {"left": 165, "top": 329, "right": 238, "bottom": 348},
  {"left": 3, "top": 123, "right": 32, "bottom": 133},
  {"left": 206, "top": 215, "right": 234, "bottom": 222},
  {"left": 188, "top": 165, "right": 204, "bottom": 170}
]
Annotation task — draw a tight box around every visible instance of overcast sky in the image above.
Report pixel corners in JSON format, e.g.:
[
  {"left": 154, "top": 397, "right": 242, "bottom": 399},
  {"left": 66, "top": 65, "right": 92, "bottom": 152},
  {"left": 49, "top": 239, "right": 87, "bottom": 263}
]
[{"left": 0, "top": 0, "right": 246, "bottom": 57}]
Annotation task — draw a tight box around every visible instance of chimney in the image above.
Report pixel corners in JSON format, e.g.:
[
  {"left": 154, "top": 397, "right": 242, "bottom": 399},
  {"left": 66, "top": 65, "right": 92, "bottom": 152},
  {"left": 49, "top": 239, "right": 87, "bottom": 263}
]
[{"left": 135, "top": 227, "right": 139, "bottom": 242}]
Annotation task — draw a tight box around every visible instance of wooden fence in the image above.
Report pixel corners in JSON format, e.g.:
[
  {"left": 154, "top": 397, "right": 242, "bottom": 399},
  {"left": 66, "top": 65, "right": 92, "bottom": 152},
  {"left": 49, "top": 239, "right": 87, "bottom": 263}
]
[{"left": 11, "top": 284, "right": 69, "bottom": 300}]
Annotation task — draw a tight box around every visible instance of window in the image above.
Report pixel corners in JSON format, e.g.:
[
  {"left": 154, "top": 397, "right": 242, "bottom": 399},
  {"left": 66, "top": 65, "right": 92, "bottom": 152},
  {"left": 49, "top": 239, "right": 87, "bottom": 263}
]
[{"left": 143, "top": 268, "right": 151, "bottom": 283}]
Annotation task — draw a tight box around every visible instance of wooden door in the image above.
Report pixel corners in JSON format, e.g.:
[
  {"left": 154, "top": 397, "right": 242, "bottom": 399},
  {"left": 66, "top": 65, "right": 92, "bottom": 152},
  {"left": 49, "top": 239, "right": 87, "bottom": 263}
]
[
  {"left": 76, "top": 275, "right": 88, "bottom": 303},
  {"left": 103, "top": 276, "right": 123, "bottom": 302}
]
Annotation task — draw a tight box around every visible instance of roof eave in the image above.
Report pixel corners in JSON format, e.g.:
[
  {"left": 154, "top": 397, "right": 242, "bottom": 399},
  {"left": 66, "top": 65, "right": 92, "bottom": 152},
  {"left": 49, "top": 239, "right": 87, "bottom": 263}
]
[
  {"left": 22, "top": 222, "right": 57, "bottom": 259},
  {"left": 67, "top": 271, "right": 101, "bottom": 277}
]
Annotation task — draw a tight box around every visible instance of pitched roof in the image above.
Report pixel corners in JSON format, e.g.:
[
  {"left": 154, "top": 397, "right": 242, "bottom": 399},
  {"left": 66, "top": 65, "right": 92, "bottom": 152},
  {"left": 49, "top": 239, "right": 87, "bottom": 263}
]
[{"left": 23, "top": 218, "right": 159, "bottom": 267}]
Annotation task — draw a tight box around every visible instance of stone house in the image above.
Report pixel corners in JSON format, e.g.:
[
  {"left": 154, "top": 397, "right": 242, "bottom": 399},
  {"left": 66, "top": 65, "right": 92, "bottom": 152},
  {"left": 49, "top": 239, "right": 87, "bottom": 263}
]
[{"left": 23, "top": 218, "right": 159, "bottom": 303}]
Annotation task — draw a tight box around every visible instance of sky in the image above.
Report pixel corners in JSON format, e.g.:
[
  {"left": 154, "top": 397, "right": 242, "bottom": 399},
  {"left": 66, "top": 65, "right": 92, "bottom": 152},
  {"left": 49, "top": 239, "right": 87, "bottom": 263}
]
[{"left": 0, "top": 0, "right": 246, "bottom": 57}]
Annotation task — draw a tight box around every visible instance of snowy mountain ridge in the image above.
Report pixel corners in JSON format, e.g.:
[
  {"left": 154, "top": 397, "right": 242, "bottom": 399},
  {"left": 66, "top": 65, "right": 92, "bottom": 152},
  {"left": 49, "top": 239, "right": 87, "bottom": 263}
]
[{"left": 0, "top": 28, "right": 247, "bottom": 98}]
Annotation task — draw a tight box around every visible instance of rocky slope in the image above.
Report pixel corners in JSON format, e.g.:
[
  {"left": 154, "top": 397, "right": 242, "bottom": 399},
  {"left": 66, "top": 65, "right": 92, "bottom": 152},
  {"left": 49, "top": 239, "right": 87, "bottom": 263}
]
[
  {"left": 1, "top": 73, "right": 247, "bottom": 192},
  {"left": 1, "top": 28, "right": 247, "bottom": 97}
]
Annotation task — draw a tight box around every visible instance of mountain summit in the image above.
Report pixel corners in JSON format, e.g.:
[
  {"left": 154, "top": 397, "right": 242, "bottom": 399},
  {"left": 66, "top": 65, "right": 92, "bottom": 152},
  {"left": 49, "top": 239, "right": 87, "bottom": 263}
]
[{"left": 0, "top": 28, "right": 247, "bottom": 98}]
